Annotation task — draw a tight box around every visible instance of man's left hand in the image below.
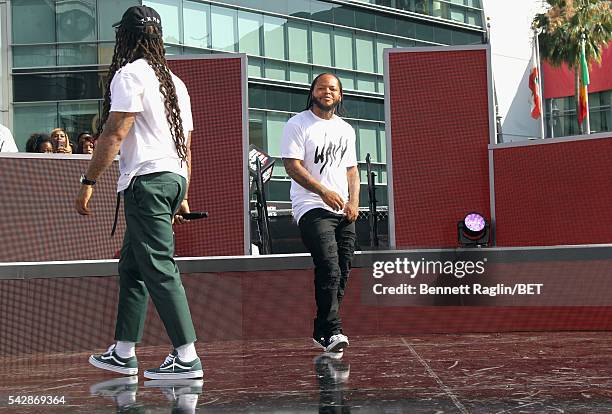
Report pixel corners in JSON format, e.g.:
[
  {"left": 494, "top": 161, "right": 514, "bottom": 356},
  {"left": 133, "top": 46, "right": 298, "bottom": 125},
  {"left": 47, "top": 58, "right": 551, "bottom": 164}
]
[
  {"left": 75, "top": 185, "right": 93, "bottom": 215},
  {"left": 343, "top": 200, "right": 359, "bottom": 222}
]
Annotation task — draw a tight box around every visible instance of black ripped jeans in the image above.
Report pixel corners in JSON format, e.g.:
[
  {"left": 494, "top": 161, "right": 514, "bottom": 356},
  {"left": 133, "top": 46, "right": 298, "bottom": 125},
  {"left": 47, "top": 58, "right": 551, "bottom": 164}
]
[{"left": 299, "top": 208, "right": 356, "bottom": 340}]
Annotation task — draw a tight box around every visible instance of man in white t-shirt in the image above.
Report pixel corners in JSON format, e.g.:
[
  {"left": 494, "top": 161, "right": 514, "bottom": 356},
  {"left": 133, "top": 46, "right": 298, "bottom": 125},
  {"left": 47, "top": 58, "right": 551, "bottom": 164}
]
[
  {"left": 75, "top": 6, "right": 202, "bottom": 380},
  {"left": 281, "top": 73, "right": 360, "bottom": 357},
  {"left": 0, "top": 124, "right": 18, "bottom": 152}
]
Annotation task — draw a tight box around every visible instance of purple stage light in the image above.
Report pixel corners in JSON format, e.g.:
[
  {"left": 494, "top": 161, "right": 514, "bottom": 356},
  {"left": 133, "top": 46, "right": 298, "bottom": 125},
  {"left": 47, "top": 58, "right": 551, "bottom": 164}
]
[{"left": 464, "top": 213, "right": 486, "bottom": 232}]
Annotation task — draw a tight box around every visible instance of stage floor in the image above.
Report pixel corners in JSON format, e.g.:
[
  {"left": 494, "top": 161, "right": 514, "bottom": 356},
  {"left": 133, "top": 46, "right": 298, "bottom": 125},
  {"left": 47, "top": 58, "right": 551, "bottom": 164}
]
[{"left": 2, "top": 332, "right": 612, "bottom": 413}]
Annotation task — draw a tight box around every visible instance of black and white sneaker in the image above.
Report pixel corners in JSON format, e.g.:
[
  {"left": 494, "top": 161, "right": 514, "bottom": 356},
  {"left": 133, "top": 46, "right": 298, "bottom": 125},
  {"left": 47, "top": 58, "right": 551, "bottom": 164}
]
[
  {"left": 326, "top": 334, "right": 349, "bottom": 353},
  {"left": 312, "top": 336, "right": 326, "bottom": 350},
  {"left": 144, "top": 350, "right": 203, "bottom": 380},
  {"left": 89, "top": 344, "right": 138, "bottom": 376}
]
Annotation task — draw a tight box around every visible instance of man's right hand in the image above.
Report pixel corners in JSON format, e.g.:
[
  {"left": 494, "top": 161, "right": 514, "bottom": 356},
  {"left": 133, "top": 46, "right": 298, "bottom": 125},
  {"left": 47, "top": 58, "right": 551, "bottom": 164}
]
[{"left": 320, "top": 189, "right": 344, "bottom": 211}]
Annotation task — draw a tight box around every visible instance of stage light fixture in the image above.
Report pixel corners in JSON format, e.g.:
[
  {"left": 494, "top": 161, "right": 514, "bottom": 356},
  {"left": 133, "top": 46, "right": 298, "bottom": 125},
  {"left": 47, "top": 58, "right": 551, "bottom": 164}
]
[{"left": 458, "top": 212, "right": 489, "bottom": 247}]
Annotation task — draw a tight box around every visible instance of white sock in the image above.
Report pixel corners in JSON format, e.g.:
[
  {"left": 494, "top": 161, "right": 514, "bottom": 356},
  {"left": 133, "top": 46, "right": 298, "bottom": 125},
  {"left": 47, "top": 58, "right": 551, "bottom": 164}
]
[
  {"left": 176, "top": 342, "right": 197, "bottom": 362},
  {"left": 114, "top": 341, "right": 136, "bottom": 358}
]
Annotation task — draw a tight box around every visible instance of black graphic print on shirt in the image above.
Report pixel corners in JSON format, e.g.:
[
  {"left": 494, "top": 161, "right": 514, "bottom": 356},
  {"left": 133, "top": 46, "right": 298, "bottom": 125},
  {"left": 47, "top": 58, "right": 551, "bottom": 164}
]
[{"left": 314, "top": 134, "right": 348, "bottom": 174}]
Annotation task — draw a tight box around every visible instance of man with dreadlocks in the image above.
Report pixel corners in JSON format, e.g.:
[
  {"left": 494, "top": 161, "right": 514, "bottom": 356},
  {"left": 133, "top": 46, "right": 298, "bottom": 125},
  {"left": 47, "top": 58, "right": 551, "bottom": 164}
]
[
  {"left": 281, "top": 73, "right": 359, "bottom": 358},
  {"left": 75, "top": 6, "right": 202, "bottom": 380}
]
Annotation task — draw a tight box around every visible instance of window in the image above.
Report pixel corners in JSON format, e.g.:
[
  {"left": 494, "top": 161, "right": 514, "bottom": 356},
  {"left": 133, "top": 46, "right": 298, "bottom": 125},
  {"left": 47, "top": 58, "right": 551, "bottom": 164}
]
[
  {"left": 58, "top": 101, "right": 100, "bottom": 138},
  {"left": 98, "top": 0, "right": 139, "bottom": 41},
  {"left": 336, "top": 70, "right": 355, "bottom": 91},
  {"left": 58, "top": 43, "right": 97, "bottom": 66},
  {"left": 13, "top": 103, "right": 58, "bottom": 150},
  {"left": 355, "top": 34, "right": 374, "bottom": 72},
  {"left": 311, "top": 25, "right": 332, "bottom": 67},
  {"left": 183, "top": 1, "right": 210, "bottom": 49},
  {"left": 265, "top": 112, "right": 290, "bottom": 157},
  {"left": 357, "top": 74, "right": 377, "bottom": 93},
  {"left": 13, "top": 46, "right": 56, "bottom": 68},
  {"left": 265, "top": 60, "right": 287, "bottom": 81},
  {"left": 263, "top": 15, "right": 286, "bottom": 60},
  {"left": 248, "top": 57, "right": 263, "bottom": 77},
  {"left": 144, "top": 0, "right": 181, "bottom": 44},
  {"left": 289, "top": 63, "right": 310, "bottom": 84},
  {"left": 287, "top": 21, "right": 309, "bottom": 63},
  {"left": 379, "top": 127, "right": 386, "bottom": 163},
  {"left": 357, "top": 124, "right": 378, "bottom": 162},
  {"left": 467, "top": 10, "right": 482, "bottom": 26},
  {"left": 211, "top": 6, "right": 237, "bottom": 52},
  {"left": 13, "top": 72, "right": 102, "bottom": 102},
  {"left": 249, "top": 110, "right": 264, "bottom": 149},
  {"left": 12, "top": 0, "right": 55, "bottom": 44},
  {"left": 238, "top": 11, "right": 262, "bottom": 55},
  {"left": 57, "top": 0, "right": 96, "bottom": 42},
  {"left": 450, "top": 6, "right": 466, "bottom": 24},
  {"left": 334, "top": 29, "right": 353, "bottom": 70},
  {"left": 376, "top": 38, "right": 393, "bottom": 73},
  {"left": 333, "top": 6, "right": 354, "bottom": 27}
]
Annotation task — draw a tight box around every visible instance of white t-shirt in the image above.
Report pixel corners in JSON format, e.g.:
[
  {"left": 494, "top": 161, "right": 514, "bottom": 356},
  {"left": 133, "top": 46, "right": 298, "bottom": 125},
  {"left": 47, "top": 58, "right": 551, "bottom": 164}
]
[
  {"left": 0, "top": 124, "right": 18, "bottom": 152},
  {"left": 110, "top": 58, "right": 194, "bottom": 192},
  {"left": 281, "top": 110, "right": 357, "bottom": 223}
]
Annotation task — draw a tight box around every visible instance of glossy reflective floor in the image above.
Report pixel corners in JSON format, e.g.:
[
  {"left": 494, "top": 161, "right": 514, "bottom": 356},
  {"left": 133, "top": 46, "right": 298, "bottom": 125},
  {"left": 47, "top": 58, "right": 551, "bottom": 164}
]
[{"left": 2, "top": 333, "right": 612, "bottom": 413}]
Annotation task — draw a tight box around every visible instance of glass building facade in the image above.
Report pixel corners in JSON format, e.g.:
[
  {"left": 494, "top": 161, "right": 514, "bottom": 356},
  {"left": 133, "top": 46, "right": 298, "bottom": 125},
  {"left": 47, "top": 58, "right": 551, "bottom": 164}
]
[
  {"left": 5, "top": 0, "right": 486, "bottom": 204},
  {"left": 545, "top": 91, "right": 612, "bottom": 138}
]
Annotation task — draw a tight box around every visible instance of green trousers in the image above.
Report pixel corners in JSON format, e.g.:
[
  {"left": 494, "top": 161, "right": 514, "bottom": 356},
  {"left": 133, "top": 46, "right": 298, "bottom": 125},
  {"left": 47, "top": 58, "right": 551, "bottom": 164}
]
[{"left": 114, "top": 172, "right": 197, "bottom": 348}]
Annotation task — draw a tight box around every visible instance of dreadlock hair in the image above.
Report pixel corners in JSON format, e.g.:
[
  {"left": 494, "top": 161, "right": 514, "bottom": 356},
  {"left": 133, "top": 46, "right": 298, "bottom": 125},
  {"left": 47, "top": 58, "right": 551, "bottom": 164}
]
[
  {"left": 305, "top": 72, "right": 346, "bottom": 117},
  {"left": 99, "top": 25, "right": 187, "bottom": 163}
]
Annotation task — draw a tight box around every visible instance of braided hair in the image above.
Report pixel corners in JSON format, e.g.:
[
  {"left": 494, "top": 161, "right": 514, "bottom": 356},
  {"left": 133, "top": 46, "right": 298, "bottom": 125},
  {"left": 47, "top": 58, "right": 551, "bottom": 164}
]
[
  {"left": 305, "top": 73, "right": 346, "bottom": 117},
  {"left": 99, "top": 25, "right": 187, "bottom": 163}
]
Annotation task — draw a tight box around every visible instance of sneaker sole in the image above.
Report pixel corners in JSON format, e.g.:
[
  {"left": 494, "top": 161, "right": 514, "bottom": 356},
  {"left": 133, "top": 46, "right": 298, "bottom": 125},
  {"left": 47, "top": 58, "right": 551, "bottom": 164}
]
[
  {"left": 312, "top": 338, "right": 326, "bottom": 350},
  {"left": 143, "top": 370, "right": 204, "bottom": 380},
  {"left": 89, "top": 355, "right": 138, "bottom": 376},
  {"left": 325, "top": 339, "right": 349, "bottom": 352}
]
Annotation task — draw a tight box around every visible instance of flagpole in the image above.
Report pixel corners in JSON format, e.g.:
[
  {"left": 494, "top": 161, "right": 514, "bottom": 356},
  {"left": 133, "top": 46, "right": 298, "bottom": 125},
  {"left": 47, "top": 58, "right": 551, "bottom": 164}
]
[{"left": 534, "top": 29, "right": 546, "bottom": 139}]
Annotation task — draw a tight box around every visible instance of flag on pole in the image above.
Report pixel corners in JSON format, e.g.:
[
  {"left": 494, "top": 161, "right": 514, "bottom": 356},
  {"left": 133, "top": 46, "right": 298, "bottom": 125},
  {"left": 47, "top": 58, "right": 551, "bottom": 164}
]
[
  {"left": 578, "top": 39, "right": 590, "bottom": 125},
  {"left": 528, "top": 42, "right": 542, "bottom": 119}
]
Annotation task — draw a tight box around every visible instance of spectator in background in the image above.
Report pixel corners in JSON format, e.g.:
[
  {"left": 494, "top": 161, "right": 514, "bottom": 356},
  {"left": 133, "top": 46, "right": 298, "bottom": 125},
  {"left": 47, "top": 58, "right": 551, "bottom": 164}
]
[
  {"left": 76, "top": 132, "right": 95, "bottom": 154},
  {"left": 37, "top": 139, "right": 55, "bottom": 153},
  {"left": 26, "top": 133, "right": 54, "bottom": 153},
  {"left": 50, "top": 128, "right": 74, "bottom": 154},
  {"left": 0, "top": 123, "right": 18, "bottom": 152}
]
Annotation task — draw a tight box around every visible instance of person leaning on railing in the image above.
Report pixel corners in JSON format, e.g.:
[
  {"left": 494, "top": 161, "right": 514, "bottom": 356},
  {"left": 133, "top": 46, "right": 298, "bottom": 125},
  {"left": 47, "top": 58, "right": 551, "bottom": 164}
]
[
  {"left": 25, "top": 133, "right": 54, "bottom": 153},
  {"left": 76, "top": 132, "right": 96, "bottom": 155}
]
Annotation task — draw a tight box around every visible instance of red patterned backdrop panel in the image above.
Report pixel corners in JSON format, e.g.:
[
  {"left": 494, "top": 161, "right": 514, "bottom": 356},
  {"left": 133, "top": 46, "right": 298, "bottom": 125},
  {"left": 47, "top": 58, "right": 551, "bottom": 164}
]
[
  {"left": 388, "top": 48, "right": 491, "bottom": 248},
  {"left": 494, "top": 136, "right": 612, "bottom": 246},
  {"left": 0, "top": 56, "right": 246, "bottom": 262},
  {"left": 169, "top": 56, "right": 246, "bottom": 256},
  {"left": 0, "top": 156, "right": 124, "bottom": 262}
]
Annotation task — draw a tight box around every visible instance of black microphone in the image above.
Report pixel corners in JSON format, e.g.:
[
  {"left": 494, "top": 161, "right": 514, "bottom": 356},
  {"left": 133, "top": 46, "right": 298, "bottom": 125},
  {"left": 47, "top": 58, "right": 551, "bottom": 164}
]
[{"left": 180, "top": 212, "right": 208, "bottom": 220}]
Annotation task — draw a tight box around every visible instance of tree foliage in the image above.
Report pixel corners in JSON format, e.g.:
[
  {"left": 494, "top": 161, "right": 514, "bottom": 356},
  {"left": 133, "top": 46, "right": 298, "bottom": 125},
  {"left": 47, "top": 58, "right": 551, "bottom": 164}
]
[{"left": 533, "top": 0, "right": 612, "bottom": 68}]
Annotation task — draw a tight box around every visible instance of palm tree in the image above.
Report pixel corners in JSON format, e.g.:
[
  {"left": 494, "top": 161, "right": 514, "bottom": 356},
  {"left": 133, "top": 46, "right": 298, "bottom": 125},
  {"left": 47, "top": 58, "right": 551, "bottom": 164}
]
[{"left": 533, "top": 0, "right": 612, "bottom": 134}]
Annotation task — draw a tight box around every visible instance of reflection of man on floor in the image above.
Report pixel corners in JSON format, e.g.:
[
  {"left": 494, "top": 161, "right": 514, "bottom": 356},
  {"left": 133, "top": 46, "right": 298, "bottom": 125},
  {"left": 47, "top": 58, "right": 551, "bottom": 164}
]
[
  {"left": 314, "top": 354, "right": 351, "bottom": 413},
  {"left": 90, "top": 376, "right": 142, "bottom": 413},
  {"left": 282, "top": 73, "right": 360, "bottom": 358}
]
